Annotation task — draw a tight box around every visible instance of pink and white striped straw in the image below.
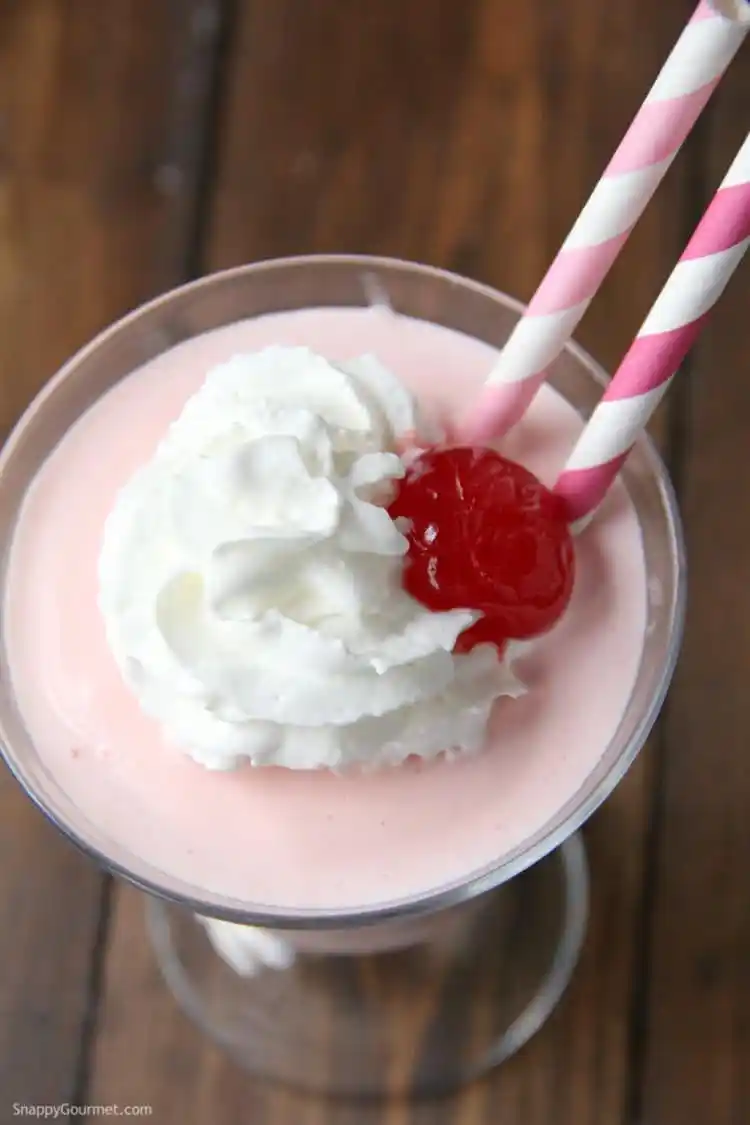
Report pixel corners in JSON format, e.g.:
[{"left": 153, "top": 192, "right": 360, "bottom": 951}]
[
  {"left": 554, "top": 130, "right": 750, "bottom": 526},
  {"left": 458, "top": 1, "right": 747, "bottom": 446}
]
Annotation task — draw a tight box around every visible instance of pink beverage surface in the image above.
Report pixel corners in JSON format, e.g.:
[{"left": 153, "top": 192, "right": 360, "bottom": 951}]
[{"left": 4, "top": 308, "right": 647, "bottom": 911}]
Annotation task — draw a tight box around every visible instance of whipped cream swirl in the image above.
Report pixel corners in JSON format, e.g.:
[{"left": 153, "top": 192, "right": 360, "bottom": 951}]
[{"left": 99, "top": 346, "right": 522, "bottom": 770}]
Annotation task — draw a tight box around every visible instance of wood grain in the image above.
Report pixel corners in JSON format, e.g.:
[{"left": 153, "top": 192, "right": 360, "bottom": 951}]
[
  {"left": 638, "top": 55, "right": 750, "bottom": 1125},
  {"left": 86, "top": 0, "right": 696, "bottom": 1121},
  {"left": 0, "top": 0, "right": 223, "bottom": 1114}
]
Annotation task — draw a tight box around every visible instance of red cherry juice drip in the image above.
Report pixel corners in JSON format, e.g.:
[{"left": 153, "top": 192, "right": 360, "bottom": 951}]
[{"left": 388, "top": 447, "right": 575, "bottom": 654}]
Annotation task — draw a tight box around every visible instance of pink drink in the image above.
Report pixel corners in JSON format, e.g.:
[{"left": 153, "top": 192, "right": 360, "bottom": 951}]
[{"left": 2, "top": 306, "right": 647, "bottom": 911}]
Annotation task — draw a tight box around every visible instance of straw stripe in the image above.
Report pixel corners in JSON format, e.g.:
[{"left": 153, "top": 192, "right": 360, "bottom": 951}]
[
  {"left": 554, "top": 131, "right": 750, "bottom": 523},
  {"left": 681, "top": 184, "right": 750, "bottom": 254},
  {"left": 556, "top": 457, "right": 629, "bottom": 518},
  {"left": 605, "top": 82, "right": 717, "bottom": 174},
  {"left": 647, "top": 15, "right": 741, "bottom": 98},
  {"left": 724, "top": 135, "right": 750, "bottom": 183},
  {"left": 564, "top": 388, "right": 676, "bottom": 472},
  {"left": 639, "top": 241, "right": 749, "bottom": 334},
  {"left": 527, "top": 234, "right": 629, "bottom": 315},
  {"left": 482, "top": 303, "right": 591, "bottom": 385},
  {"left": 563, "top": 161, "right": 672, "bottom": 249},
  {"left": 458, "top": 1, "right": 747, "bottom": 446},
  {"left": 603, "top": 317, "right": 710, "bottom": 401}
]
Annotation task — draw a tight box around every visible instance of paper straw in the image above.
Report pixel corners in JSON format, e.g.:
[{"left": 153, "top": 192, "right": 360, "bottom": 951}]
[
  {"left": 553, "top": 131, "right": 750, "bottom": 526},
  {"left": 458, "top": 1, "right": 747, "bottom": 445}
]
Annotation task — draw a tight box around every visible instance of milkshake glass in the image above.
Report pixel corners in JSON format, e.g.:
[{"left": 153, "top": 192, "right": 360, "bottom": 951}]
[{"left": 0, "top": 256, "right": 685, "bottom": 1096}]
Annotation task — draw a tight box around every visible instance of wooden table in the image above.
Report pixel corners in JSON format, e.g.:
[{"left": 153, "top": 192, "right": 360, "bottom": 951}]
[{"left": 1, "top": 3, "right": 748, "bottom": 1122}]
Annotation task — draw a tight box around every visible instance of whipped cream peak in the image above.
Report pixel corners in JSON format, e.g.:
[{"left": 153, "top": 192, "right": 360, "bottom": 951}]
[{"left": 99, "top": 346, "right": 523, "bottom": 771}]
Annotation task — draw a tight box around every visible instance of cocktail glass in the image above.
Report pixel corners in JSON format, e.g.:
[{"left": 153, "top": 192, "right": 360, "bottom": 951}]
[{"left": 0, "top": 256, "right": 685, "bottom": 1097}]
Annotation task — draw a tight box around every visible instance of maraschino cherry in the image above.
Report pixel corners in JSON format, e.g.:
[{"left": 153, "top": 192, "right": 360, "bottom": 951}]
[{"left": 388, "top": 447, "right": 575, "bottom": 655}]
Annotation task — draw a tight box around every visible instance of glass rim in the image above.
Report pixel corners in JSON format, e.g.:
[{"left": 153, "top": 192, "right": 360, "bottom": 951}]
[{"left": 0, "top": 254, "right": 687, "bottom": 930}]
